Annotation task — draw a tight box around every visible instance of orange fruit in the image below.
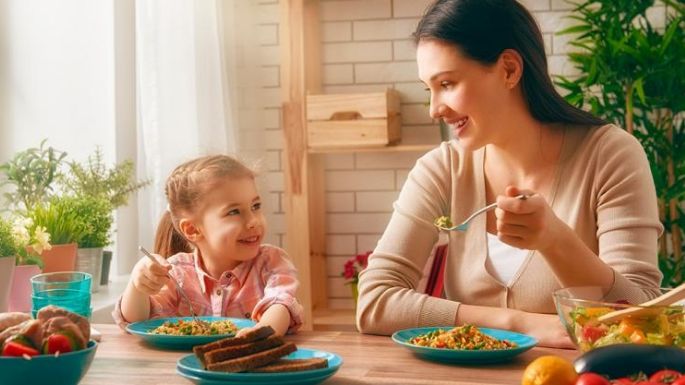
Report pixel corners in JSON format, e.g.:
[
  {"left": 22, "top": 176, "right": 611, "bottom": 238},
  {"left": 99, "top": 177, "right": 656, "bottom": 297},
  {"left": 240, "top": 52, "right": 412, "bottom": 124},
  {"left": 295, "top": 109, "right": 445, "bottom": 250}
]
[{"left": 521, "top": 355, "right": 578, "bottom": 385}]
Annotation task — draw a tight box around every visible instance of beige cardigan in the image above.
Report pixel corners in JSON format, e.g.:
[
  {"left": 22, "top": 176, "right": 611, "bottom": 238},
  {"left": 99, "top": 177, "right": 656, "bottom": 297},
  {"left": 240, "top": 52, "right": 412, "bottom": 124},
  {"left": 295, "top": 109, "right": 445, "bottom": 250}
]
[{"left": 356, "top": 124, "right": 663, "bottom": 335}]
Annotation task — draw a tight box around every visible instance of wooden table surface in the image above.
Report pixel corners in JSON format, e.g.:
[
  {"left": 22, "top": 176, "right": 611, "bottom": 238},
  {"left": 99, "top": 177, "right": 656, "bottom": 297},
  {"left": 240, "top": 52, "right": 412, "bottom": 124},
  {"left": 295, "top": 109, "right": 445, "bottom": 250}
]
[{"left": 81, "top": 324, "right": 579, "bottom": 385}]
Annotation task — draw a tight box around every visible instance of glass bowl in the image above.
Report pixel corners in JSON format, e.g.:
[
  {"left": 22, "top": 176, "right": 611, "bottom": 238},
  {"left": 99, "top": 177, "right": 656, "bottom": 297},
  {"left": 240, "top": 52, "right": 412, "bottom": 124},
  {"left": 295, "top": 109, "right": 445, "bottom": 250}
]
[{"left": 553, "top": 286, "right": 685, "bottom": 352}]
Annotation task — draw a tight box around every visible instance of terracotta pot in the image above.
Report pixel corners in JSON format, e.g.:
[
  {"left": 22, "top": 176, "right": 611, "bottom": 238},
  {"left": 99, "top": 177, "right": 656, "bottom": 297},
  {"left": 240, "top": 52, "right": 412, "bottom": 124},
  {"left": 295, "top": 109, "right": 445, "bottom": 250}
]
[
  {"left": 9, "top": 264, "right": 42, "bottom": 312},
  {"left": 38, "top": 243, "right": 78, "bottom": 273},
  {"left": 0, "top": 257, "right": 16, "bottom": 312}
]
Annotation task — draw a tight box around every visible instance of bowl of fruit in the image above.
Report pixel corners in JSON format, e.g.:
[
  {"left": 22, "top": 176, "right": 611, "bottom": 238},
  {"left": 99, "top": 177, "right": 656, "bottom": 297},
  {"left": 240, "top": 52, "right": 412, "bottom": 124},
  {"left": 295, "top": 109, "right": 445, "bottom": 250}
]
[
  {"left": 0, "top": 306, "right": 98, "bottom": 385},
  {"left": 553, "top": 286, "right": 685, "bottom": 352}
]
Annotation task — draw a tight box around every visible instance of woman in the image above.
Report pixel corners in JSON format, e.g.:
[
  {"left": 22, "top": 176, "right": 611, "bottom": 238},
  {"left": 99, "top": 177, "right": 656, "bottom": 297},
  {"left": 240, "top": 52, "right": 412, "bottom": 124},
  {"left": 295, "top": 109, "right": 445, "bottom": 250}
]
[{"left": 356, "top": 0, "right": 663, "bottom": 348}]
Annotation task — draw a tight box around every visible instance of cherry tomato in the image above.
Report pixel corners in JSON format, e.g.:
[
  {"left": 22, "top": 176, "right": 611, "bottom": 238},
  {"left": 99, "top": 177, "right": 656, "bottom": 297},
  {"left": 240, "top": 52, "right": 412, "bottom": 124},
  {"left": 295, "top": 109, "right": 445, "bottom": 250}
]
[
  {"left": 612, "top": 379, "right": 635, "bottom": 385},
  {"left": 649, "top": 370, "right": 681, "bottom": 384},
  {"left": 576, "top": 372, "right": 611, "bottom": 385},
  {"left": 582, "top": 325, "right": 607, "bottom": 343},
  {"left": 670, "top": 377, "right": 685, "bottom": 385}
]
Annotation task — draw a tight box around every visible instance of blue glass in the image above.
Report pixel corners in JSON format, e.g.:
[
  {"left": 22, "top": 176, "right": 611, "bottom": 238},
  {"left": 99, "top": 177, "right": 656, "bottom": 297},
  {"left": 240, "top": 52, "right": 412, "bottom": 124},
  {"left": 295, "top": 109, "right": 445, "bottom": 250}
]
[{"left": 31, "top": 272, "right": 92, "bottom": 318}]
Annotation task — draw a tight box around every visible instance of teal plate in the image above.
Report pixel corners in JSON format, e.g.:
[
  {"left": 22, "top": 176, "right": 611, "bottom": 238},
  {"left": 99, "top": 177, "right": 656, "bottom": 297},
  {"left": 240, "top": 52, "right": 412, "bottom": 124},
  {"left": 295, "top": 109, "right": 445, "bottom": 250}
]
[
  {"left": 176, "top": 347, "right": 342, "bottom": 385},
  {"left": 392, "top": 326, "right": 537, "bottom": 364},
  {"left": 126, "top": 316, "right": 255, "bottom": 349}
]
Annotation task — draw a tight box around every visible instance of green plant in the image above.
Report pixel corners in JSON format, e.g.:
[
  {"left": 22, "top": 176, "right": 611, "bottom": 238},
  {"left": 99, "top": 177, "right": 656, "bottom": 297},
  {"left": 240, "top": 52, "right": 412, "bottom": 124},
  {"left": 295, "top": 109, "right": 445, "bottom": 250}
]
[
  {"left": 71, "top": 196, "right": 113, "bottom": 248},
  {"left": 556, "top": 0, "right": 685, "bottom": 286},
  {"left": 0, "top": 218, "right": 19, "bottom": 258},
  {"left": 28, "top": 196, "right": 88, "bottom": 245},
  {"left": 59, "top": 147, "right": 149, "bottom": 209},
  {"left": 0, "top": 139, "right": 67, "bottom": 211}
]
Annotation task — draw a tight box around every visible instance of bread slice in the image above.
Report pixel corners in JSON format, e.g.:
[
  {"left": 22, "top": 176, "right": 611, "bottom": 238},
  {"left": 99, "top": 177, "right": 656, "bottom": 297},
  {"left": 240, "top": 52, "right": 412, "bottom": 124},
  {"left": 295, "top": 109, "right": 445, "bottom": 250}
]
[
  {"left": 251, "top": 357, "right": 329, "bottom": 373},
  {"left": 204, "top": 335, "right": 284, "bottom": 365},
  {"left": 206, "top": 342, "right": 297, "bottom": 372},
  {"left": 193, "top": 326, "right": 274, "bottom": 368}
]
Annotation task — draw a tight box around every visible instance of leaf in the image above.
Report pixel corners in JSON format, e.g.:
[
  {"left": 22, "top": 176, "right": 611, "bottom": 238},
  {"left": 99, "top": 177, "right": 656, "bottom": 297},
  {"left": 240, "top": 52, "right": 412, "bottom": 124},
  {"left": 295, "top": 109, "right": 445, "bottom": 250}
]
[{"left": 634, "top": 78, "right": 646, "bottom": 104}]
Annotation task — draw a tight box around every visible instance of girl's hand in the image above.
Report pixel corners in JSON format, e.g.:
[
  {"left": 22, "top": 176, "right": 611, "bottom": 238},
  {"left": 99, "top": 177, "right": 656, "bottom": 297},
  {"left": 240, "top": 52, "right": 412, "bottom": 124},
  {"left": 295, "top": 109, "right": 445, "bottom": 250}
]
[
  {"left": 131, "top": 253, "right": 171, "bottom": 296},
  {"left": 494, "top": 185, "right": 565, "bottom": 252}
]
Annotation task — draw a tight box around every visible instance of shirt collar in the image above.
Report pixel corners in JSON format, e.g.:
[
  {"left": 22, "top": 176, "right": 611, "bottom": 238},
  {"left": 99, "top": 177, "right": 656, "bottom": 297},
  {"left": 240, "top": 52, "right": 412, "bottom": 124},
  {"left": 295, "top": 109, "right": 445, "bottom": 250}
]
[{"left": 193, "top": 248, "right": 258, "bottom": 294}]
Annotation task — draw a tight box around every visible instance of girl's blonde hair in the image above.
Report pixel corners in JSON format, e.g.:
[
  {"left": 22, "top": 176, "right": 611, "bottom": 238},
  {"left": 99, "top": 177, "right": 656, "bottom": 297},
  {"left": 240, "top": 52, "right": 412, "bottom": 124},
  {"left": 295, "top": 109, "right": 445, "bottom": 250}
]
[{"left": 153, "top": 155, "right": 255, "bottom": 257}]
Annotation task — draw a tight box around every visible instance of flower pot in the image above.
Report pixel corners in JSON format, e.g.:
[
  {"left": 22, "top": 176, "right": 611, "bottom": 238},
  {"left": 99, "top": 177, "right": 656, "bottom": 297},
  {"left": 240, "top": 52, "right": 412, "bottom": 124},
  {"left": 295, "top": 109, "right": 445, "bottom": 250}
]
[
  {"left": 75, "top": 247, "right": 103, "bottom": 293},
  {"left": 9, "top": 264, "right": 42, "bottom": 312},
  {"left": 0, "top": 257, "right": 16, "bottom": 312},
  {"left": 100, "top": 250, "right": 112, "bottom": 286},
  {"left": 37, "top": 243, "right": 78, "bottom": 273}
]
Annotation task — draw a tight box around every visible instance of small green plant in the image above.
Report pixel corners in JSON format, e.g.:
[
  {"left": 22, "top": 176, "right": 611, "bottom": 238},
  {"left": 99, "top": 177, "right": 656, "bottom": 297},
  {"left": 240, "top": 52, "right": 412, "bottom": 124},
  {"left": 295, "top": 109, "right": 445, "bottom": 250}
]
[
  {"left": 556, "top": 0, "right": 685, "bottom": 286},
  {"left": 71, "top": 196, "right": 113, "bottom": 248},
  {"left": 2, "top": 216, "right": 50, "bottom": 268},
  {"left": 0, "top": 139, "right": 67, "bottom": 211},
  {"left": 28, "top": 196, "right": 88, "bottom": 246},
  {"left": 0, "top": 218, "right": 19, "bottom": 258},
  {"left": 59, "top": 147, "right": 149, "bottom": 209}
]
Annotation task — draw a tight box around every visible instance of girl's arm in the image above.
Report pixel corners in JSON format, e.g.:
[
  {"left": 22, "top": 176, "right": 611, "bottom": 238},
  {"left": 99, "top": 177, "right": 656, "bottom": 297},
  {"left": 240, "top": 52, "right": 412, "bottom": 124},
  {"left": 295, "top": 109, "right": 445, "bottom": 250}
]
[{"left": 238, "top": 304, "right": 291, "bottom": 337}]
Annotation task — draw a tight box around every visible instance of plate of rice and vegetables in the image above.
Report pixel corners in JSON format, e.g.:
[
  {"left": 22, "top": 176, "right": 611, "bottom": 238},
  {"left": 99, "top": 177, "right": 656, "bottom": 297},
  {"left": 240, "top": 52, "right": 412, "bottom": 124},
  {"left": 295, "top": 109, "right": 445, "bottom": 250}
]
[
  {"left": 392, "top": 324, "right": 537, "bottom": 364},
  {"left": 127, "top": 316, "right": 255, "bottom": 349}
]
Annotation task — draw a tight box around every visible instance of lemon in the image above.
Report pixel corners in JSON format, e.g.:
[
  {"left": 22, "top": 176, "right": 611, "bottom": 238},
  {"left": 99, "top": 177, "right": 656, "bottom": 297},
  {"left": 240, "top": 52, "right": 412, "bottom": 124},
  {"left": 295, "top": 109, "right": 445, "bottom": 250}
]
[{"left": 521, "top": 355, "right": 578, "bottom": 385}]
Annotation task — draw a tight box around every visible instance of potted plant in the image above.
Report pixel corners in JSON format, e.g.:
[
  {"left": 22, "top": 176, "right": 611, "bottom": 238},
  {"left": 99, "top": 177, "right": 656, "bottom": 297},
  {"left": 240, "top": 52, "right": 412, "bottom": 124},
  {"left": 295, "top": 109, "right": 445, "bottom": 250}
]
[
  {"left": 8, "top": 216, "right": 50, "bottom": 312},
  {"left": 27, "top": 196, "right": 87, "bottom": 273},
  {"left": 556, "top": 0, "right": 685, "bottom": 286},
  {"left": 341, "top": 251, "right": 371, "bottom": 306},
  {"left": 0, "top": 139, "right": 67, "bottom": 212},
  {"left": 59, "top": 147, "right": 149, "bottom": 285},
  {"left": 0, "top": 218, "right": 19, "bottom": 312},
  {"left": 71, "top": 195, "right": 113, "bottom": 292}
]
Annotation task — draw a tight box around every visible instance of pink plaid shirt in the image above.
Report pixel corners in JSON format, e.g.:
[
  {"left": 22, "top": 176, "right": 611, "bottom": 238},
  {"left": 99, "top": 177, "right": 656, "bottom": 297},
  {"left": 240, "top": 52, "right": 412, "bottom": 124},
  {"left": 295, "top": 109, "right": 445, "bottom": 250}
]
[{"left": 113, "top": 244, "right": 303, "bottom": 332}]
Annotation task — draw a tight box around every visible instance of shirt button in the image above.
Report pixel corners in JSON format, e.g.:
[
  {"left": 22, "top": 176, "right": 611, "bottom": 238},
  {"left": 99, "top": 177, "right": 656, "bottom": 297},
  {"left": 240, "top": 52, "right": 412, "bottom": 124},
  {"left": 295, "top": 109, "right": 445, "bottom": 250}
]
[{"left": 216, "top": 289, "right": 222, "bottom": 296}]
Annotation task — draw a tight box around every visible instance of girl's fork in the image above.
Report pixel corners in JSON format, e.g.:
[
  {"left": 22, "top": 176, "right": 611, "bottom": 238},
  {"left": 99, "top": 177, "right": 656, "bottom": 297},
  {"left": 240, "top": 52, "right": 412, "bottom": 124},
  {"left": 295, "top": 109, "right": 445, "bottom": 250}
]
[
  {"left": 138, "top": 246, "right": 211, "bottom": 332},
  {"left": 434, "top": 194, "right": 531, "bottom": 232}
]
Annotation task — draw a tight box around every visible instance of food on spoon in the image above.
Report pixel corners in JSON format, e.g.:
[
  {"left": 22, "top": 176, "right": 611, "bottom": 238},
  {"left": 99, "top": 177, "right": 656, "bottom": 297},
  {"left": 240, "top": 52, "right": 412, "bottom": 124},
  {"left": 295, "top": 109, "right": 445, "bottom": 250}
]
[
  {"left": 409, "top": 324, "right": 517, "bottom": 350},
  {"left": 434, "top": 216, "right": 453, "bottom": 229},
  {"left": 150, "top": 318, "right": 237, "bottom": 336}
]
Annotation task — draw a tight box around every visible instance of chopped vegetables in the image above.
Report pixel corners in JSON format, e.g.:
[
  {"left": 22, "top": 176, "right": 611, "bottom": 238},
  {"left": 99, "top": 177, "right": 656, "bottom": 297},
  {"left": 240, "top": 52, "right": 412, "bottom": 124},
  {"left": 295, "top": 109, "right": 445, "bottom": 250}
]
[
  {"left": 569, "top": 305, "right": 685, "bottom": 351},
  {"left": 409, "top": 324, "right": 517, "bottom": 350},
  {"left": 150, "top": 319, "right": 237, "bottom": 336},
  {"left": 2, "top": 341, "right": 40, "bottom": 357}
]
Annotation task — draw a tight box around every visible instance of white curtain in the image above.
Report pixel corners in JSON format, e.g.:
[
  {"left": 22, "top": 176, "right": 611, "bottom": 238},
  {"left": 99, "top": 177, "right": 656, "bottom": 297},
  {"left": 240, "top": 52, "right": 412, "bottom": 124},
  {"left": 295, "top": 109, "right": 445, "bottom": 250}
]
[{"left": 132, "top": 0, "right": 243, "bottom": 264}]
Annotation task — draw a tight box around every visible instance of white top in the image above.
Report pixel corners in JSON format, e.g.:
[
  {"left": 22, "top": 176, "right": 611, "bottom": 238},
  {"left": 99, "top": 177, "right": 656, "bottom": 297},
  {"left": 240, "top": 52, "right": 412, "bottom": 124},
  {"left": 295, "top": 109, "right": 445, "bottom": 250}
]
[{"left": 485, "top": 233, "right": 529, "bottom": 287}]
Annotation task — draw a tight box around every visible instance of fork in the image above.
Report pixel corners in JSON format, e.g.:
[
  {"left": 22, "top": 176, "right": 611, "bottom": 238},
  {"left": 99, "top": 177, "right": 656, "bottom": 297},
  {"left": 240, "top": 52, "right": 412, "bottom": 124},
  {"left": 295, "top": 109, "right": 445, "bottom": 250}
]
[
  {"left": 138, "top": 246, "right": 211, "bottom": 332},
  {"left": 434, "top": 194, "right": 531, "bottom": 232}
]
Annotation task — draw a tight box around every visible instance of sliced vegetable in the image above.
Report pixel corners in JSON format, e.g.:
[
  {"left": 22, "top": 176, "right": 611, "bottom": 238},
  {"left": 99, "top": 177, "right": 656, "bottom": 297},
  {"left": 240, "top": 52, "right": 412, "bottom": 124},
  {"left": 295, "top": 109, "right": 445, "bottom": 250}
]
[
  {"left": 42, "top": 333, "right": 76, "bottom": 354},
  {"left": 2, "top": 341, "right": 40, "bottom": 357}
]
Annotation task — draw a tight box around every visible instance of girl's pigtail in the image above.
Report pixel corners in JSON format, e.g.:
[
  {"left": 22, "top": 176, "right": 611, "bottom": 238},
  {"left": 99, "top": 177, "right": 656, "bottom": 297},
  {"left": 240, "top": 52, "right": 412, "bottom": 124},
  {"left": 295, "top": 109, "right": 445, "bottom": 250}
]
[{"left": 153, "top": 211, "right": 192, "bottom": 257}]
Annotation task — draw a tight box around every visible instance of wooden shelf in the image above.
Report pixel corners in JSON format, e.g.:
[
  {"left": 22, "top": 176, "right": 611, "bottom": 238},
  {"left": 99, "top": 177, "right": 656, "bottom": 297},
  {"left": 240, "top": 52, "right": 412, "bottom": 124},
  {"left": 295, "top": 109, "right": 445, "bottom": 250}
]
[{"left": 308, "top": 144, "right": 435, "bottom": 154}]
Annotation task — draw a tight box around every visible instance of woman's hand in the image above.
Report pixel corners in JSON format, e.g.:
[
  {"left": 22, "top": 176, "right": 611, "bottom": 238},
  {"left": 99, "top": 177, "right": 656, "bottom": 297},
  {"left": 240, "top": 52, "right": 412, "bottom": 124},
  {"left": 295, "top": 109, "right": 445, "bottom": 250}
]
[
  {"left": 495, "top": 185, "right": 566, "bottom": 252},
  {"left": 130, "top": 253, "right": 171, "bottom": 296},
  {"left": 514, "top": 311, "right": 575, "bottom": 349}
]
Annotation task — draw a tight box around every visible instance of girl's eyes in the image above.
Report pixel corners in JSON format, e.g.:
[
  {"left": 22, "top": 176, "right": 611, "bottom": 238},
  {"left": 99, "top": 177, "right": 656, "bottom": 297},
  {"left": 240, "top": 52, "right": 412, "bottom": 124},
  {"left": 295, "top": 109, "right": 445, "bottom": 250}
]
[
  {"left": 252, "top": 202, "right": 261, "bottom": 211},
  {"left": 439, "top": 80, "right": 453, "bottom": 89},
  {"left": 227, "top": 209, "right": 240, "bottom": 216}
]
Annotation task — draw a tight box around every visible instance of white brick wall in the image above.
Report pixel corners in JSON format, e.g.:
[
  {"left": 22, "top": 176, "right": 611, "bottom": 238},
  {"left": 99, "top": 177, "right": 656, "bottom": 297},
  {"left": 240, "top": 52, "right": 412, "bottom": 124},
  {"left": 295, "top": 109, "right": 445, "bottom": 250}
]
[{"left": 255, "top": 0, "right": 664, "bottom": 309}]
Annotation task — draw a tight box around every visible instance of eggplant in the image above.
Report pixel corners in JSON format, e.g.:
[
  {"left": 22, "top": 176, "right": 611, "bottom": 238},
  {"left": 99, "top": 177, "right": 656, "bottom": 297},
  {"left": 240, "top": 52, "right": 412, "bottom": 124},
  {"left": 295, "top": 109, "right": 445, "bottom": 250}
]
[{"left": 574, "top": 344, "right": 685, "bottom": 378}]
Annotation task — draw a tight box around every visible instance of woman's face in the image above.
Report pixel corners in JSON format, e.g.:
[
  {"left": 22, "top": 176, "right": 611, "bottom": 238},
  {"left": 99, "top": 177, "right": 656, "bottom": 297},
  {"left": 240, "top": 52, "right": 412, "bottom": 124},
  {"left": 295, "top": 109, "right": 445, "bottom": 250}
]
[{"left": 417, "top": 39, "right": 511, "bottom": 151}]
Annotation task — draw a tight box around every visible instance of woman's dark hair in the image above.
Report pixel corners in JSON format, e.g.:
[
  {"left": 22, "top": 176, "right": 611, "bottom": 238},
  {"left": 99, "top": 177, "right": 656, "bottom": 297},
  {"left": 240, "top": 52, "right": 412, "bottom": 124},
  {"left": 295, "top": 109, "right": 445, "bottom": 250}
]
[{"left": 414, "top": 0, "right": 605, "bottom": 126}]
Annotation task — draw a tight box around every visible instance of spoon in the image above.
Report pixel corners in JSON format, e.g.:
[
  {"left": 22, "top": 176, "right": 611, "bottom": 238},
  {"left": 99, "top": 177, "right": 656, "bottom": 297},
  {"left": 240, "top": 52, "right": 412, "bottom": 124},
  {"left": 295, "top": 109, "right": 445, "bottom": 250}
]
[
  {"left": 138, "top": 246, "right": 211, "bottom": 332},
  {"left": 434, "top": 194, "right": 531, "bottom": 232},
  {"left": 597, "top": 283, "right": 685, "bottom": 323}
]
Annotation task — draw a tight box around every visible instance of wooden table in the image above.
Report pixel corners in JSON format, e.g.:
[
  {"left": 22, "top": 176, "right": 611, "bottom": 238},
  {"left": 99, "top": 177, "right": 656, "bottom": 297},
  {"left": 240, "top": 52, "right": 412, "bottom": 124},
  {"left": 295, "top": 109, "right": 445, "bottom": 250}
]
[{"left": 81, "top": 324, "right": 579, "bottom": 385}]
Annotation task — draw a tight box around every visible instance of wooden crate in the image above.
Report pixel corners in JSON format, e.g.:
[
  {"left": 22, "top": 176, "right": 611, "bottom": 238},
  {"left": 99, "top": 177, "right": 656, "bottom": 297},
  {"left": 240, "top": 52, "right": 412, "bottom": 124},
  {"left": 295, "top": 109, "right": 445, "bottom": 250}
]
[{"left": 306, "top": 90, "right": 401, "bottom": 148}]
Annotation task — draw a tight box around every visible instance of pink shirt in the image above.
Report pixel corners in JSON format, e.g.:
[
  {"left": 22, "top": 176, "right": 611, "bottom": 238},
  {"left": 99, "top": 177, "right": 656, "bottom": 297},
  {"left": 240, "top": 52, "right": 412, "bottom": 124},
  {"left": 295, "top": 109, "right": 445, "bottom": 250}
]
[{"left": 113, "top": 244, "right": 303, "bottom": 332}]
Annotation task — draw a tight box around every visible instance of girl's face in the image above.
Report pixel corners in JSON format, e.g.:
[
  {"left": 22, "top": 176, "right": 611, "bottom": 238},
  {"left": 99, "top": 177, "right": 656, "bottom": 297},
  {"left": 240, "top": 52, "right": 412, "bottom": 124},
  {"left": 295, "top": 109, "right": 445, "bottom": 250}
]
[
  {"left": 417, "top": 39, "right": 512, "bottom": 151},
  {"left": 190, "top": 176, "right": 266, "bottom": 268}
]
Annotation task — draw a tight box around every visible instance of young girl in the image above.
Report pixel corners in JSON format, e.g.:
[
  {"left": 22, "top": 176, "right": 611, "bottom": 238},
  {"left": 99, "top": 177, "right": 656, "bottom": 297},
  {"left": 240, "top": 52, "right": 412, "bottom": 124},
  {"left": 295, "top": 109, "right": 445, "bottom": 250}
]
[{"left": 114, "top": 155, "right": 303, "bottom": 336}]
